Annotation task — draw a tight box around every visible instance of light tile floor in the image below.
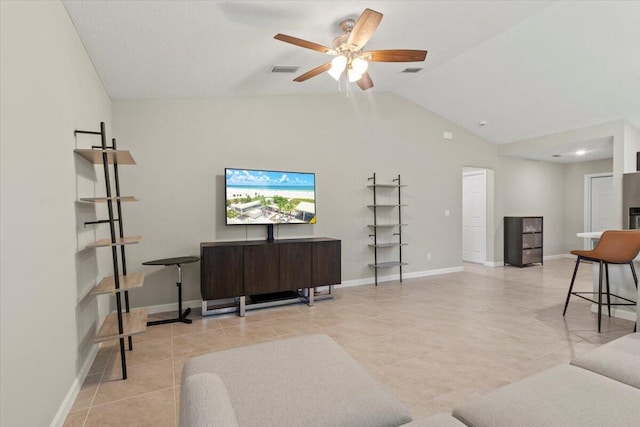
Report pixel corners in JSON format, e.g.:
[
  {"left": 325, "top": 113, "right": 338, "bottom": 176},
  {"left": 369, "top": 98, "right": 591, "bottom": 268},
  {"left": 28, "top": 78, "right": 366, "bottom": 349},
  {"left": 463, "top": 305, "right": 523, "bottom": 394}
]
[{"left": 63, "top": 259, "right": 635, "bottom": 426}]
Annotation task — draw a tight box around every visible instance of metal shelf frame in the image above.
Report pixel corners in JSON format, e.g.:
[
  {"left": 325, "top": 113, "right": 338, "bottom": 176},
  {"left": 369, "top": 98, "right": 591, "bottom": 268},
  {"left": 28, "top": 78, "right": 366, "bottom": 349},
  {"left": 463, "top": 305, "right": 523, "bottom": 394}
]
[
  {"left": 367, "top": 173, "right": 407, "bottom": 286},
  {"left": 75, "top": 122, "right": 144, "bottom": 380}
]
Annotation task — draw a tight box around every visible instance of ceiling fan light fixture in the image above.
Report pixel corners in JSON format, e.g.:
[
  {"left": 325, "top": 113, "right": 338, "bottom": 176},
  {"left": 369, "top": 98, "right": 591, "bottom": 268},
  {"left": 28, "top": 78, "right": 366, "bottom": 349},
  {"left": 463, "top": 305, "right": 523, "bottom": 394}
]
[
  {"left": 348, "top": 70, "right": 362, "bottom": 82},
  {"left": 351, "top": 57, "right": 368, "bottom": 75},
  {"left": 329, "top": 55, "right": 347, "bottom": 80},
  {"left": 346, "top": 56, "right": 368, "bottom": 82}
]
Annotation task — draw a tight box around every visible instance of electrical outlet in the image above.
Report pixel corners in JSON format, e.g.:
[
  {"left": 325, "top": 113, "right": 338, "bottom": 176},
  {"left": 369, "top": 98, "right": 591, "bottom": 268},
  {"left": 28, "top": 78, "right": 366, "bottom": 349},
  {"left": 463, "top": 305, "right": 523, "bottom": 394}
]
[
  {"left": 427, "top": 252, "right": 432, "bottom": 260},
  {"left": 444, "top": 209, "right": 450, "bottom": 217}
]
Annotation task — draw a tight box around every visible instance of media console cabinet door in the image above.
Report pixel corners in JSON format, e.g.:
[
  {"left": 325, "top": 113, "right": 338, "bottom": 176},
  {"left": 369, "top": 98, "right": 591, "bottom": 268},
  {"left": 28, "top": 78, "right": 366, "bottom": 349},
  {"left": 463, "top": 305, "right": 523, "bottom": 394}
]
[
  {"left": 201, "top": 245, "right": 243, "bottom": 300},
  {"left": 312, "top": 240, "right": 341, "bottom": 286},
  {"left": 279, "top": 242, "right": 312, "bottom": 290},
  {"left": 244, "top": 244, "right": 280, "bottom": 294}
]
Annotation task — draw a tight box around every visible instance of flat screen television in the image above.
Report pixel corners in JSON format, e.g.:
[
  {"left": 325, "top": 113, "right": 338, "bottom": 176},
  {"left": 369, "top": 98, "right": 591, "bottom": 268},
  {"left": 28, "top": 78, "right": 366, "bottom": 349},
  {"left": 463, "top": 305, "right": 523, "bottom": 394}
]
[{"left": 225, "top": 168, "right": 316, "bottom": 227}]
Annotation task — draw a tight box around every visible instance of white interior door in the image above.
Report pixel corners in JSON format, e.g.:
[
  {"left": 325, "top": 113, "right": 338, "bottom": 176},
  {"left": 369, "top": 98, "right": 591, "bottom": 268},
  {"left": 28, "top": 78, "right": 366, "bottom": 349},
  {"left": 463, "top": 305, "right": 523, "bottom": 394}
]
[
  {"left": 462, "top": 171, "right": 486, "bottom": 263},
  {"left": 590, "top": 174, "right": 614, "bottom": 232},
  {"left": 583, "top": 173, "right": 614, "bottom": 249}
]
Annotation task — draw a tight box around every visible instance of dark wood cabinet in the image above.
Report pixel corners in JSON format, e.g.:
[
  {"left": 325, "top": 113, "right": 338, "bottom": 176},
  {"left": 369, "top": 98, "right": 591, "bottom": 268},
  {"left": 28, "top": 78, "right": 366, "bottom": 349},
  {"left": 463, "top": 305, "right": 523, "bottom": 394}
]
[
  {"left": 312, "top": 240, "right": 341, "bottom": 286},
  {"left": 244, "top": 244, "right": 280, "bottom": 294},
  {"left": 200, "top": 245, "right": 243, "bottom": 300},
  {"left": 279, "top": 242, "right": 312, "bottom": 290},
  {"left": 200, "top": 237, "right": 341, "bottom": 301},
  {"left": 504, "top": 216, "right": 543, "bottom": 267}
]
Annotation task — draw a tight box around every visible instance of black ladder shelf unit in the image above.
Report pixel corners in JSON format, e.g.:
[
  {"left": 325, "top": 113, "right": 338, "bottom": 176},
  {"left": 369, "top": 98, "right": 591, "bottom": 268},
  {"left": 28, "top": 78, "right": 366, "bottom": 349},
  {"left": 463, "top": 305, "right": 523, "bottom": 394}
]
[
  {"left": 367, "top": 173, "right": 408, "bottom": 286},
  {"left": 75, "top": 122, "right": 146, "bottom": 380}
]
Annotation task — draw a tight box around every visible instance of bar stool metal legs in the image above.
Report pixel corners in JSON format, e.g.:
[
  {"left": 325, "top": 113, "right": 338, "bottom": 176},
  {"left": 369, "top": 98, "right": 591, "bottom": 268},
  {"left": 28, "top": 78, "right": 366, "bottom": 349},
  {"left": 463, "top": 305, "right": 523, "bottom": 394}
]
[
  {"left": 563, "top": 257, "right": 638, "bottom": 333},
  {"left": 563, "top": 257, "right": 581, "bottom": 316}
]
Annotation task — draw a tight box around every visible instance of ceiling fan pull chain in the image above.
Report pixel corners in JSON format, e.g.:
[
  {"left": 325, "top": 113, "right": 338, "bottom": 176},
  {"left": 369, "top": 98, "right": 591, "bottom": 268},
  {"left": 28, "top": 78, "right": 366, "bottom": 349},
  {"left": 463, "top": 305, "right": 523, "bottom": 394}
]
[{"left": 338, "top": 70, "right": 349, "bottom": 98}]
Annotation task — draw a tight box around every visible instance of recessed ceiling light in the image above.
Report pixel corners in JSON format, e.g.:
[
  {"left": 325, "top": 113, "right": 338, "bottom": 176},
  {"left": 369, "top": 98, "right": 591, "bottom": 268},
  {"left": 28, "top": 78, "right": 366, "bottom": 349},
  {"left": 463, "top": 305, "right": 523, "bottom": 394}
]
[{"left": 575, "top": 150, "right": 586, "bottom": 155}]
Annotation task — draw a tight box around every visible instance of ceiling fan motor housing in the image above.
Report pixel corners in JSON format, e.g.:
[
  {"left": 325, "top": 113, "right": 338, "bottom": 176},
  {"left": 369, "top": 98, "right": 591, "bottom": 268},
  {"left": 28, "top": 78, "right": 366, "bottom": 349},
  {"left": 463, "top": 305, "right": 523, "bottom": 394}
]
[
  {"left": 332, "top": 34, "right": 349, "bottom": 52},
  {"left": 339, "top": 19, "right": 355, "bottom": 34}
]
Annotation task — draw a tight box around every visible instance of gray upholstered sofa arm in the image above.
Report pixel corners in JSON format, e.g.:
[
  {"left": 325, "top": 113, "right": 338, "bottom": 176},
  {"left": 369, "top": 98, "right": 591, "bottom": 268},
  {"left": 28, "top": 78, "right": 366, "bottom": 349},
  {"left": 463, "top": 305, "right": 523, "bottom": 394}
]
[{"left": 180, "top": 373, "right": 239, "bottom": 427}]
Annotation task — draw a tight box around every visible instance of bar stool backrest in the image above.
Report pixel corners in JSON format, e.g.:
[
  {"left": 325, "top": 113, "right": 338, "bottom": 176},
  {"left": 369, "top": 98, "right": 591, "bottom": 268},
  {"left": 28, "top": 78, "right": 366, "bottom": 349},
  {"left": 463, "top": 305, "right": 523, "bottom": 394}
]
[{"left": 591, "top": 230, "right": 640, "bottom": 264}]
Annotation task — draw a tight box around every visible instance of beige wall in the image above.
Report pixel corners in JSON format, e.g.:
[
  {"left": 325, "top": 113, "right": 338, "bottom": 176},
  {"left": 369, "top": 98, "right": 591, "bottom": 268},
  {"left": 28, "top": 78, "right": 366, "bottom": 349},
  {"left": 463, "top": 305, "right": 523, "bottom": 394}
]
[
  {"left": 0, "top": 1, "right": 112, "bottom": 426},
  {"left": 499, "top": 157, "right": 567, "bottom": 256},
  {"left": 112, "top": 94, "right": 504, "bottom": 307}
]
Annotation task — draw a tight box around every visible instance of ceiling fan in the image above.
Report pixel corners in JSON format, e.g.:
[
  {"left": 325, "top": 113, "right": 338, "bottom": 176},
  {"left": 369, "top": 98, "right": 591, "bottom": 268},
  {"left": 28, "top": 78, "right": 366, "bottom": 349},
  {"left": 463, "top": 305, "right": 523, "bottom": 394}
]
[{"left": 274, "top": 8, "right": 427, "bottom": 90}]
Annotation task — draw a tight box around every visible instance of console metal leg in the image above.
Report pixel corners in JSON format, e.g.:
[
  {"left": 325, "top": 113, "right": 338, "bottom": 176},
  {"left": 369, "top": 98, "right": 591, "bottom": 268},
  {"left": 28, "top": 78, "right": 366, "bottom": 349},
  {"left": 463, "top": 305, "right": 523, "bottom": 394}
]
[
  {"left": 202, "top": 300, "right": 208, "bottom": 315},
  {"left": 238, "top": 296, "right": 246, "bottom": 317}
]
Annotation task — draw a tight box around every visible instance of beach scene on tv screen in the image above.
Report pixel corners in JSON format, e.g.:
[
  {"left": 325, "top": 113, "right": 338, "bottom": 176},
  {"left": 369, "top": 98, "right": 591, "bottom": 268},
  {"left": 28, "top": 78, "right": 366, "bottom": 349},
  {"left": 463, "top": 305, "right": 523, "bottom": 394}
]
[{"left": 226, "top": 169, "right": 316, "bottom": 225}]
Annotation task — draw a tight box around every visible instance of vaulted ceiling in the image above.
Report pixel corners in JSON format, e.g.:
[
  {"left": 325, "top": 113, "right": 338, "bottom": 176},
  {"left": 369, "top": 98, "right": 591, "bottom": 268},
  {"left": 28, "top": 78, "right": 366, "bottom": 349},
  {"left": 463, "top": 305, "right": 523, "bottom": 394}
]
[{"left": 63, "top": 1, "right": 640, "bottom": 149}]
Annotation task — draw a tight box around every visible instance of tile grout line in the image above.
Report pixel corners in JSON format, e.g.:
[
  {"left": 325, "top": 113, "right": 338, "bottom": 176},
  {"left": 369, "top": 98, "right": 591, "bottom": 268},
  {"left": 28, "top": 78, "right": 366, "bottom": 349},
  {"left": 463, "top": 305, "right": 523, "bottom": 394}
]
[
  {"left": 87, "top": 386, "right": 176, "bottom": 410},
  {"left": 81, "top": 341, "right": 116, "bottom": 427}
]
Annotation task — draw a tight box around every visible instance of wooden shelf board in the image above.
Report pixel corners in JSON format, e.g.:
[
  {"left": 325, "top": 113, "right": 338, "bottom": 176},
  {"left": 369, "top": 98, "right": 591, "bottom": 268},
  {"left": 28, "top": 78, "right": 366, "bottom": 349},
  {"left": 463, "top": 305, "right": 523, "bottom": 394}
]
[
  {"left": 80, "top": 196, "right": 138, "bottom": 203},
  {"left": 94, "top": 308, "right": 148, "bottom": 343},
  {"left": 367, "top": 224, "right": 408, "bottom": 228},
  {"left": 369, "top": 262, "right": 409, "bottom": 268},
  {"left": 74, "top": 149, "right": 136, "bottom": 165},
  {"left": 367, "top": 204, "right": 408, "bottom": 208},
  {"left": 366, "top": 184, "right": 407, "bottom": 188},
  {"left": 368, "top": 243, "right": 408, "bottom": 248},
  {"left": 87, "top": 235, "right": 142, "bottom": 248},
  {"left": 91, "top": 272, "right": 145, "bottom": 295}
]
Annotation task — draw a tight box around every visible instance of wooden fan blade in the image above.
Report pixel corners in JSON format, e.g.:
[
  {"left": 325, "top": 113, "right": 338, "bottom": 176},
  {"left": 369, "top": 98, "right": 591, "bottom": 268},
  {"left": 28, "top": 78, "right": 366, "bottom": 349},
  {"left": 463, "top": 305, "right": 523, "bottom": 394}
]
[
  {"left": 274, "top": 34, "right": 334, "bottom": 54},
  {"left": 357, "top": 72, "right": 374, "bottom": 91},
  {"left": 363, "top": 49, "right": 428, "bottom": 62},
  {"left": 293, "top": 62, "right": 332, "bottom": 82},
  {"left": 347, "top": 8, "right": 383, "bottom": 51}
]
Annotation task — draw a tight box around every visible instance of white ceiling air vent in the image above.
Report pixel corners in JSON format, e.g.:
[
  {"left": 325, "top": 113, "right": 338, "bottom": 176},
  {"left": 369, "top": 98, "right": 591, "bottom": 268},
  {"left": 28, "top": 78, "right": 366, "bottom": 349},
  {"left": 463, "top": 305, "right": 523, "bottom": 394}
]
[
  {"left": 402, "top": 67, "right": 423, "bottom": 73},
  {"left": 271, "top": 66, "right": 300, "bottom": 73}
]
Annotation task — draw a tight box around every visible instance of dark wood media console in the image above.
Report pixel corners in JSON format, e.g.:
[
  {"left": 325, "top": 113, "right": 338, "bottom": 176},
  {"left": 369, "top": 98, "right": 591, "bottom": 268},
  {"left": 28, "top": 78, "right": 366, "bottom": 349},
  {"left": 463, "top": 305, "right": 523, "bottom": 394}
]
[{"left": 200, "top": 237, "right": 341, "bottom": 316}]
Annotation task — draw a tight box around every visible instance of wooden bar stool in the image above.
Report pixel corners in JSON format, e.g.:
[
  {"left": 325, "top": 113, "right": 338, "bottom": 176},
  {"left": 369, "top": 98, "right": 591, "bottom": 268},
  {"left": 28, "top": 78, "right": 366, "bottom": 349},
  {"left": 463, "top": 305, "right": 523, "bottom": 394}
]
[{"left": 563, "top": 230, "right": 640, "bottom": 332}]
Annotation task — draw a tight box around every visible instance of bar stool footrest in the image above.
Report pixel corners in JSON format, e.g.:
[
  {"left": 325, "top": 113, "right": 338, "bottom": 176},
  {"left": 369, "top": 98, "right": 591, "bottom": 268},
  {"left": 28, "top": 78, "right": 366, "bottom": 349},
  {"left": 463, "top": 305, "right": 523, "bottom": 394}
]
[{"left": 571, "top": 292, "right": 637, "bottom": 306}]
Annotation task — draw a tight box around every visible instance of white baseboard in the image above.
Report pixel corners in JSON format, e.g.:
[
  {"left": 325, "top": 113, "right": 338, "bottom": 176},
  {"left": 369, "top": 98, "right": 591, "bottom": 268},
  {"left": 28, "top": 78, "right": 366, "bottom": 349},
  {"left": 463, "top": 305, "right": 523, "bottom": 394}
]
[
  {"left": 483, "top": 261, "right": 503, "bottom": 267},
  {"left": 544, "top": 254, "right": 570, "bottom": 260},
  {"left": 339, "top": 266, "right": 464, "bottom": 288},
  {"left": 485, "top": 254, "right": 575, "bottom": 267},
  {"left": 134, "top": 257, "right": 584, "bottom": 314},
  {"left": 50, "top": 344, "right": 99, "bottom": 427}
]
